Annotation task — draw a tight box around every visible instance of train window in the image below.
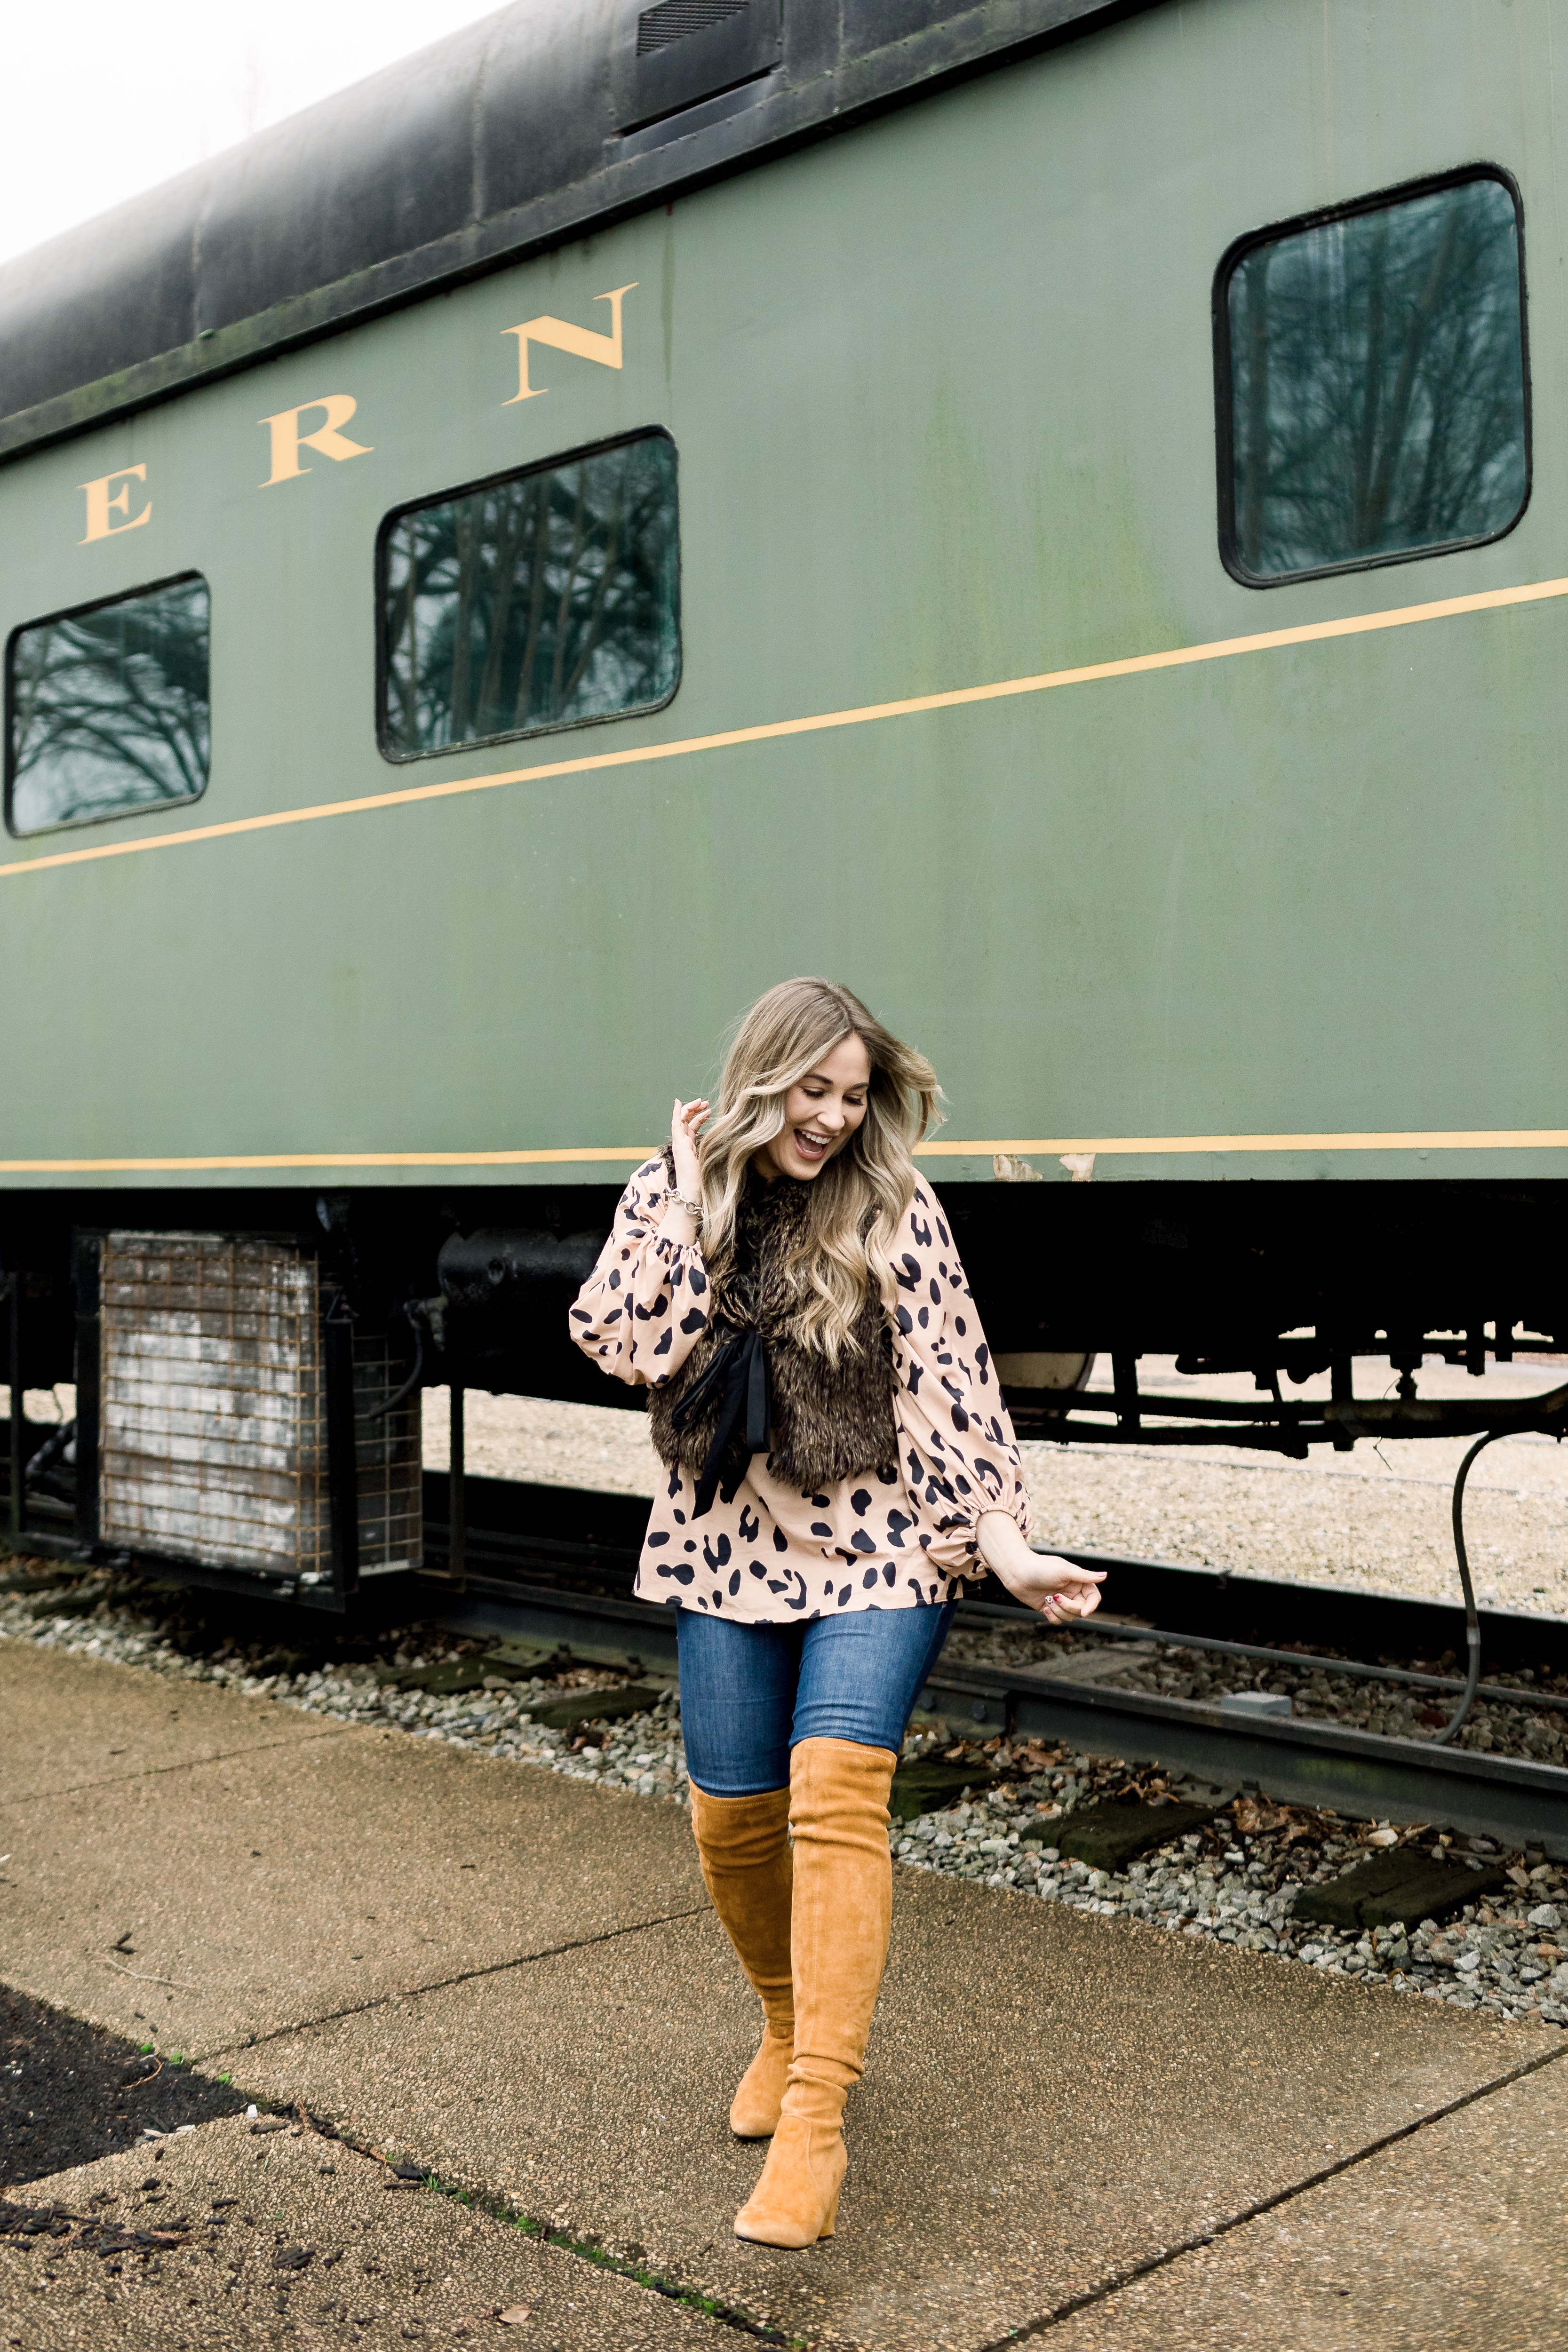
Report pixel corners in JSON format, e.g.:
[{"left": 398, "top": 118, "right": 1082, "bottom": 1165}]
[
  {"left": 378, "top": 429, "right": 680, "bottom": 760},
  {"left": 1217, "top": 170, "right": 1528, "bottom": 585},
  {"left": 5, "top": 573, "right": 210, "bottom": 836}
]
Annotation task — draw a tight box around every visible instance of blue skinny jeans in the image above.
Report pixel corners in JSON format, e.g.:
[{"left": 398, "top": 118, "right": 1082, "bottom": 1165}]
[{"left": 677, "top": 1600, "right": 957, "bottom": 1796}]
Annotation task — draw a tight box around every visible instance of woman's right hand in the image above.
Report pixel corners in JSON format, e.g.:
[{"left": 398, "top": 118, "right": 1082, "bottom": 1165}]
[
  {"left": 976, "top": 1511, "right": 1106, "bottom": 1623},
  {"left": 671, "top": 1097, "right": 709, "bottom": 1200}
]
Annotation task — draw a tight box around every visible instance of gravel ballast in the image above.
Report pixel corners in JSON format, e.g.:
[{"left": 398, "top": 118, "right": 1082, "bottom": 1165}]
[{"left": 6, "top": 1568, "right": 1567, "bottom": 2038}]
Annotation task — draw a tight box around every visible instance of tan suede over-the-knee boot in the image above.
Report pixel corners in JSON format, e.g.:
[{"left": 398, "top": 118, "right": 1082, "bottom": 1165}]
[
  {"left": 688, "top": 1783, "right": 795, "bottom": 2137},
  {"left": 733, "top": 1737, "right": 896, "bottom": 2247}
]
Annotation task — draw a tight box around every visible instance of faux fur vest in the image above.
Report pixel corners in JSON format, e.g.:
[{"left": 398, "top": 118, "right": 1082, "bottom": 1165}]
[{"left": 648, "top": 1152, "right": 899, "bottom": 1507}]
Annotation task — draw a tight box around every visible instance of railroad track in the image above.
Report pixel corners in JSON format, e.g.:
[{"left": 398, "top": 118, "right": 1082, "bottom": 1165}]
[
  {"left": 13, "top": 1451, "right": 1567, "bottom": 1850},
  {"left": 419, "top": 1473, "right": 1568, "bottom": 1853}
]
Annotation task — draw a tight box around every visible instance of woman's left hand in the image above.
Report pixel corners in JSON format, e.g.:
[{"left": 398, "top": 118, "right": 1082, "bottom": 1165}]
[
  {"left": 976, "top": 1510, "right": 1105, "bottom": 1623},
  {"left": 670, "top": 1096, "right": 709, "bottom": 1200}
]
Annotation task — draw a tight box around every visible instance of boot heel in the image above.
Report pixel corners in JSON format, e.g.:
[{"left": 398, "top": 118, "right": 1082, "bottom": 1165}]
[{"left": 818, "top": 2184, "right": 840, "bottom": 2240}]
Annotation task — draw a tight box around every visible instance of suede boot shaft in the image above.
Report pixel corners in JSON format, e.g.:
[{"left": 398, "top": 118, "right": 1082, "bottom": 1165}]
[
  {"left": 786, "top": 1736, "right": 896, "bottom": 2104},
  {"left": 688, "top": 1782, "right": 794, "bottom": 2036},
  {"left": 733, "top": 1737, "right": 897, "bottom": 2246},
  {"left": 688, "top": 1781, "right": 795, "bottom": 2137}
]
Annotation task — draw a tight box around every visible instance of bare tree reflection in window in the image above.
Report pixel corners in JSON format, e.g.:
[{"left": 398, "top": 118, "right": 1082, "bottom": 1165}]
[
  {"left": 8, "top": 577, "right": 210, "bottom": 834},
  {"left": 382, "top": 432, "right": 680, "bottom": 758},
  {"left": 1227, "top": 176, "right": 1527, "bottom": 581}
]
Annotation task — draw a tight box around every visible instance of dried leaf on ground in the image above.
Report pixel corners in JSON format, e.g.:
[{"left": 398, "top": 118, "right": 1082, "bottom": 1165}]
[
  {"left": 1232, "top": 1796, "right": 1291, "bottom": 1834},
  {"left": 1232, "top": 1795, "right": 1320, "bottom": 1849}
]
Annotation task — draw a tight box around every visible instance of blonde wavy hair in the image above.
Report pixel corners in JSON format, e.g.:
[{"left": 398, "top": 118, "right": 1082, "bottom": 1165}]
[{"left": 695, "top": 978, "right": 942, "bottom": 1360}]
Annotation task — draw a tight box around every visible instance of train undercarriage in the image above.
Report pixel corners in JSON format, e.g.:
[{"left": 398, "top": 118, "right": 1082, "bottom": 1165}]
[{"left": 0, "top": 1175, "right": 1563, "bottom": 1614}]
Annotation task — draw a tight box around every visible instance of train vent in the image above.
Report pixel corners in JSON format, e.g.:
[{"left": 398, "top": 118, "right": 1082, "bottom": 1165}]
[
  {"left": 96, "top": 1232, "right": 420, "bottom": 1582},
  {"left": 637, "top": 1, "right": 751, "bottom": 54},
  {"left": 621, "top": 0, "right": 780, "bottom": 136}
]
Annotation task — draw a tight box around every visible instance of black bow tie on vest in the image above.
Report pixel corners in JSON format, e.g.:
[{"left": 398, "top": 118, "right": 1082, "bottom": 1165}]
[
  {"left": 648, "top": 1153, "right": 899, "bottom": 1518},
  {"left": 669, "top": 1324, "right": 771, "bottom": 1519}
]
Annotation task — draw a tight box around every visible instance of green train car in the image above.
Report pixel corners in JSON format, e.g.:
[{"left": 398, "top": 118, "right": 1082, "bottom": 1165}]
[{"left": 0, "top": 0, "right": 1562, "bottom": 1605}]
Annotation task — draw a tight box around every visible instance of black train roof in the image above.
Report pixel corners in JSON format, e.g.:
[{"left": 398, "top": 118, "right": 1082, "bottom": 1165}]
[{"left": 0, "top": 0, "right": 1145, "bottom": 462}]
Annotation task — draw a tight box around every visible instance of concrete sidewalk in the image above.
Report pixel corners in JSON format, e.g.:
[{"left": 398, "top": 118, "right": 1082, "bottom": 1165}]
[
  {"left": 0, "top": 1644, "right": 707, "bottom": 2056},
  {"left": 1, "top": 2114, "right": 732, "bottom": 2352},
  {"left": 1045, "top": 2055, "right": 1568, "bottom": 2352},
  {"left": 4, "top": 1637, "right": 1566, "bottom": 2351}
]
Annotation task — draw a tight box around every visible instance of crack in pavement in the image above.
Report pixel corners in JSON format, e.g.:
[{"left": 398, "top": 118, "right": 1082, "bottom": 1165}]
[
  {"left": 1, "top": 2098, "right": 792, "bottom": 2348},
  {"left": 976, "top": 2037, "right": 1568, "bottom": 2347},
  {"left": 323, "top": 2140, "right": 794, "bottom": 2346},
  {"left": 0, "top": 1723, "right": 357, "bottom": 1809},
  {"left": 183, "top": 1908, "right": 812, "bottom": 2335},
  {"left": 194, "top": 1900, "right": 716, "bottom": 2066}
]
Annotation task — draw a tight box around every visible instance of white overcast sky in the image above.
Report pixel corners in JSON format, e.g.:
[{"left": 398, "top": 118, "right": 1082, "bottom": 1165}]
[{"left": 0, "top": 2, "right": 513, "bottom": 267}]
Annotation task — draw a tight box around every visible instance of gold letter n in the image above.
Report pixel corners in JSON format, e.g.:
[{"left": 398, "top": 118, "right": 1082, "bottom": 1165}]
[{"left": 501, "top": 285, "right": 637, "bottom": 404}]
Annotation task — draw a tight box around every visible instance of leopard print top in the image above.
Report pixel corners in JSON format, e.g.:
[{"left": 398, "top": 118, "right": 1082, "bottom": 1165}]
[{"left": 570, "top": 1156, "right": 1033, "bottom": 1621}]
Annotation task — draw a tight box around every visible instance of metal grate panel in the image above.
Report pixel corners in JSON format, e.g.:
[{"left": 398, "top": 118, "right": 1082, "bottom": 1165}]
[
  {"left": 98, "top": 1233, "right": 420, "bottom": 1580},
  {"left": 637, "top": 0, "right": 749, "bottom": 54},
  {"left": 352, "top": 1322, "right": 423, "bottom": 1578}
]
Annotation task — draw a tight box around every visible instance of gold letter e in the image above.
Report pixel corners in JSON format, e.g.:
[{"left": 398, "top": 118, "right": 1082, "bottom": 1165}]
[{"left": 79, "top": 465, "right": 152, "bottom": 543}]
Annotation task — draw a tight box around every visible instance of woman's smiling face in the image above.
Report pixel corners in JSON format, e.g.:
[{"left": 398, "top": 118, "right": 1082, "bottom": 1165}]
[{"left": 752, "top": 1033, "right": 872, "bottom": 1183}]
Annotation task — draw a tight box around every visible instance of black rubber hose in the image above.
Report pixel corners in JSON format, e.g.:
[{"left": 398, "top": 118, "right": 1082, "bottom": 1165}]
[
  {"left": 359, "top": 1307, "right": 425, "bottom": 1424},
  {"left": 24, "top": 1418, "right": 74, "bottom": 1484},
  {"left": 1432, "top": 1428, "right": 1502, "bottom": 1747}
]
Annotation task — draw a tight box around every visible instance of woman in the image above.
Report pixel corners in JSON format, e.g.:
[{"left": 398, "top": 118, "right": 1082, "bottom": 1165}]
[{"left": 570, "top": 978, "right": 1102, "bottom": 2249}]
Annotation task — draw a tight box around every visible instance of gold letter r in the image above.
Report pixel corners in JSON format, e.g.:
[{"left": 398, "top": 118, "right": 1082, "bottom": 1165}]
[{"left": 259, "top": 395, "right": 374, "bottom": 486}]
